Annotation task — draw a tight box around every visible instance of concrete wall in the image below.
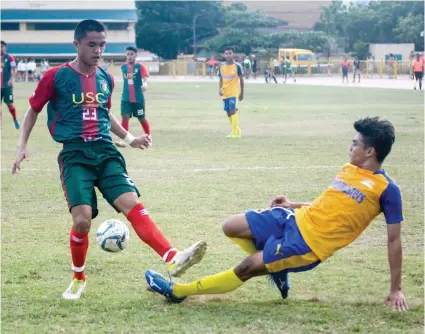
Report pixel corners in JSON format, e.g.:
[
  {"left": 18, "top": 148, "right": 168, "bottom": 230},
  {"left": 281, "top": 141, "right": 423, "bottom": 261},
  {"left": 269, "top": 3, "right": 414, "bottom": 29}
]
[
  {"left": 369, "top": 43, "right": 415, "bottom": 61},
  {"left": 1, "top": 0, "right": 135, "bottom": 10}
]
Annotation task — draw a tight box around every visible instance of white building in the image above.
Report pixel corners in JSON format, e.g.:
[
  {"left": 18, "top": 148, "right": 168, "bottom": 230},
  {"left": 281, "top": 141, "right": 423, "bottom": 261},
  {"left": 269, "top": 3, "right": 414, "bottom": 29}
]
[{"left": 1, "top": 0, "right": 137, "bottom": 59}]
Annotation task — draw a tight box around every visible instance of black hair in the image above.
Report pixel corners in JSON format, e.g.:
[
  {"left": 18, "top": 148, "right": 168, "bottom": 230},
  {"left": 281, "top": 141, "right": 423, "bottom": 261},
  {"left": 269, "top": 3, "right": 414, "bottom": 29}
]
[
  {"left": 1, "top": 41, "right": 6, "bottom": 46},
  {"left": 74, "top": 19, "right": 106, "bottom": 41},
  {"left": 354, "top": 117, "right": 395, "bottom": 163},
  {"left": 126, "top": 46, "right": 137, "bottom": 53},
  {"left": 224, "top": 47, "right": 234, "bottom": 53}
]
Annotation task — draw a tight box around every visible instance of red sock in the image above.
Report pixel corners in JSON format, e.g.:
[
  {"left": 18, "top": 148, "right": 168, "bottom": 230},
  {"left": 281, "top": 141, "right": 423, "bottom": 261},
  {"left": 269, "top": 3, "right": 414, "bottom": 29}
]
[
  {"left": 70, "top": 227, "right": 89, "bottom": 281},
  {"left": 122, "top": 120, "right": 129, "bottom": 131},
  {"left": 141, "top": 119, "right": 151, "bottom": 135},
  {"left": 127, "top": 203, "right": 177, "bottom": 262},
  {"left": 7, "top": 105, "right": 17, "bottom": 120}
]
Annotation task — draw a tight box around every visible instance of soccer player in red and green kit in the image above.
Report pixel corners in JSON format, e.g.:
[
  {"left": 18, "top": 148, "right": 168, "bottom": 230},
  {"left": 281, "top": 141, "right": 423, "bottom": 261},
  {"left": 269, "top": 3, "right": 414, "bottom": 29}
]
[
  {"left": 11, "top": 20, "right": 206, "bottom": 300},
  {"left": 115, "top": 46, "right": 150, "bottom": 148},
  {"left": 1, "top": 40, "right": 20, "bottom": 129}
]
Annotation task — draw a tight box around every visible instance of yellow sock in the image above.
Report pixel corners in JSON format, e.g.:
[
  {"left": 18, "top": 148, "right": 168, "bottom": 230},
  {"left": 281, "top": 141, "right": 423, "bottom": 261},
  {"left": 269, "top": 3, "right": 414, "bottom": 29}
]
[
  {"left": 234, "top": 114, "right": 241, "bottom": 132},
  {"left": 227, "top": 116, "right": 233, "bottom": 131},
  {"left": 173, "top": 268, "right": 243, "bottom": 298},
  {"left": 230, "top": 237, "right": 258, "bottom": 254},
  {"left": 230, "top": 114, "right": 240, "bottom": 133}
]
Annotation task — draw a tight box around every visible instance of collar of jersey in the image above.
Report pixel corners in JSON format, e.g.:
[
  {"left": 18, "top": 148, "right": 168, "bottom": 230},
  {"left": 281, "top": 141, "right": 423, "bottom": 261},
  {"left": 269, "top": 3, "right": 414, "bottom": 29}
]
[{"left": 347, "top": 163, "right": 385, "bottom": 176}]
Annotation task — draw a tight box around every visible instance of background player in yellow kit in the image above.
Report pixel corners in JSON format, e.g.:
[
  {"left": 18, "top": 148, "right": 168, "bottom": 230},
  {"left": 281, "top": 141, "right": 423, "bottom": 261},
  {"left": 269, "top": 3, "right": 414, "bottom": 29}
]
[
  {"left": 218, "top": 47, "right": 244, "bottom": 138},
  {"left": 146, "top": 117, "right": 409, "bottom": 312}
]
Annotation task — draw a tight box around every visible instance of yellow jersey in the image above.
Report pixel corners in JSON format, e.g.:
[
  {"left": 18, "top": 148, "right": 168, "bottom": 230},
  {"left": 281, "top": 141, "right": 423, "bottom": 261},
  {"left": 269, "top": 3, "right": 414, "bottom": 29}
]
[
  {"left": 218, "top": 62, "right": 243, "bottom": 99},
  {"left": 295, "top": 163, "right": 403, "bottom": 261}
]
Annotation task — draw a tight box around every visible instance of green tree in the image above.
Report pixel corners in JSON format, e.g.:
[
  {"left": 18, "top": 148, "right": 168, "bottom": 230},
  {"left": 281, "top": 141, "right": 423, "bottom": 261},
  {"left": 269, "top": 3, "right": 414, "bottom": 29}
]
[
  {"left": 204, "top": 3, "right": 279, "bottom": 54},
  {"left": 270, "top": 31, "right": 329, "bottom": 53},
  {"left": 135, "top": 1, "right": 223, "bottom": 59},
  {"left": 315, "top": 1, "right": 425, "bottom": 56},
  {"left": 394, "top": 13, "right": 425, "bottom": 50}
]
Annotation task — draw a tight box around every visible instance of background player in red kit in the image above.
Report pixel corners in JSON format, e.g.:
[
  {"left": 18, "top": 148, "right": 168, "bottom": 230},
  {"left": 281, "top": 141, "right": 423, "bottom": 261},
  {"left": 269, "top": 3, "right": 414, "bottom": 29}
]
[
  {"left": 115, "top": 46, "right": 151, "bottom": 148},
  {"left": 1, "top": 40, "right": 20, "bottom": 129},
  {"left": 11, "top": 20, "right": 206, "bottom": 300}
]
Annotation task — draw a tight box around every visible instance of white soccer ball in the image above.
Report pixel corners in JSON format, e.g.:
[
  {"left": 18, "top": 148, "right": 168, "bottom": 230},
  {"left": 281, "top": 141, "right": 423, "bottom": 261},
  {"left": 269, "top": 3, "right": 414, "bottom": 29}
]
[{"left": 96, "top": 219, "right": 130, "bottom": 253}]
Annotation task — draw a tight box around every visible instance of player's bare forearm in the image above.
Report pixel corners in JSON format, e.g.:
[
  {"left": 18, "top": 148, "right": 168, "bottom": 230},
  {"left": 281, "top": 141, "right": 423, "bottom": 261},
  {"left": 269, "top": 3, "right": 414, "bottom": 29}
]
[
  {"left": 18, "top": 108, "right": 38, "bottom": 147},
  {"left": 219, "top": 78, "right": 223, "bottom": 95},
  {"left": 270, "top": 195, "right": 310, "bottom": 209},
  {"left": 239, "top": 76, "right": 244, "bottom": 95},
  {"left": 387, "top": 223, "right": 403, "bottom": 292},
  {"left": 289, "top": 202, "right": 311, "bottom": 209},
  {"left": 12, "top": 68, "right": 17, "bottom": 81},
  {"left": 110, "top": 112, "right": 130, "bottom": 139}
]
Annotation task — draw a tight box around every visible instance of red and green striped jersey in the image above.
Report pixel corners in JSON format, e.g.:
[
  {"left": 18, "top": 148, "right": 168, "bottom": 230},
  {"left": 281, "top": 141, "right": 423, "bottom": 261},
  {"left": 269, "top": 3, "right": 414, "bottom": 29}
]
[
  {"left": 29, "top": 63, "right": 114, "bottom": 144},
  {"left": 121, "top": 63, "right": 149, "bottom": 103},
  {"left": 1, "top": 53, "right": 16, "bottom": 89}
]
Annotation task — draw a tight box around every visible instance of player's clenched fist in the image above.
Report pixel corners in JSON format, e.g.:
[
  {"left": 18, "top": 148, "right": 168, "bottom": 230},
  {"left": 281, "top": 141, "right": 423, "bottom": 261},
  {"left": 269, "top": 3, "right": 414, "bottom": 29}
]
[{"left": 269, "top": 195, "right": 292, "bottom": 208}]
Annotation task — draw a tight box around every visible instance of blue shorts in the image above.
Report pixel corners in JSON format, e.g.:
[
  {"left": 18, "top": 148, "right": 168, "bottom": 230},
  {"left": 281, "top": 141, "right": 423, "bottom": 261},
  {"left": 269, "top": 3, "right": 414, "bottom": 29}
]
[
  {"left": 223, "top": 97, "right": 237, "bottom": 112},
  {"left": 342, "top": 68, "right": 348, "bottom": 77},
  {"left": 245, "top": 207, "right": 320, "bottom": 274}
]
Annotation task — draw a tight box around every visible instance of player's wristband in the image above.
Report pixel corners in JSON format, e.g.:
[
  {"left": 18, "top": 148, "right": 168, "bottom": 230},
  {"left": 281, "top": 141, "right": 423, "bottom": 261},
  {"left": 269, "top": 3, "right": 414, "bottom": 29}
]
[{"left": 123, "top": 132, "right": 135, "bottom": 145}]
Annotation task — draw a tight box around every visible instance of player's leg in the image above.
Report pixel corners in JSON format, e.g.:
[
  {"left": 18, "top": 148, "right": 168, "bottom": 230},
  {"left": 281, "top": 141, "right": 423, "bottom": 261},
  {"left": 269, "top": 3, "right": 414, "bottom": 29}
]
[
  {"left": 224, "top": 98, "right": 234, "bottom": 137},
  {"left": 223, "top": 207, "right": 290, "bottom": 256},
  {"left": 59, "top": 156, "right": 98, "bottom": 300},
  {"left": 146, "top": 209, "right": 320, "bottom": 303},
  {"left": 222, "top": 214, "right": 257, "bottom": 254},
  {"left": 146, "top": 251, "right": 267, "bottom": 303},
  {"left": 227, "top": 98, "right": 241, "bottom": 138},
  {"left": 98, "top": 153, "right": 206, "bottom": 277},
  {"left": 135, "top": 101, "right": 150, "bottom": 136},
  {"left": 114, "top": 101, "right": 131, "bottom": 147},
  {"left": 4, "top": 88, "right": 19, "bottom": 129},
  {"left": 419, "top": 73, "right": 423, "bottom": 90},
  {"left": 413, "top": 72, "right": 418, "bottom": 90}
]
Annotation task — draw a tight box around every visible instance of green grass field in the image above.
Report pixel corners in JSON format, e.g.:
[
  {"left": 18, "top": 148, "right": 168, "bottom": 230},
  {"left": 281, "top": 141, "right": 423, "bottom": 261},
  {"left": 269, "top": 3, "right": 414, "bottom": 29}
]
[{"left": 2, "top": 82, "right": 424, "bottom": 333}]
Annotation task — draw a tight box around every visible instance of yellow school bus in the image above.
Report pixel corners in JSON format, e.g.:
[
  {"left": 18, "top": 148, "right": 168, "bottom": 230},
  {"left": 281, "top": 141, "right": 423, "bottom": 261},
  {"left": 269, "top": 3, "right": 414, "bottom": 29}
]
[{"left": 278, "top": 48, "right": 317, "bottom": 66}]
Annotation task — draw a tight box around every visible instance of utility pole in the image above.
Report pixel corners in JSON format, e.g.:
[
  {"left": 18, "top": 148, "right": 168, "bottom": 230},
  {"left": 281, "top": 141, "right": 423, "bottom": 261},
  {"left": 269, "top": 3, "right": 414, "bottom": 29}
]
[{"left": 193, "top": 14, "right": 199, "bottom": 56}]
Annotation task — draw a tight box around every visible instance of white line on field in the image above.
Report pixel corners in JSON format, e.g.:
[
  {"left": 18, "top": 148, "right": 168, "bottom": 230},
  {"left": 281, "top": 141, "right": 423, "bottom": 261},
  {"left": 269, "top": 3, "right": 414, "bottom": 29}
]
[{"left": 1, "top": 164, "right": 421, "bottom": 174}]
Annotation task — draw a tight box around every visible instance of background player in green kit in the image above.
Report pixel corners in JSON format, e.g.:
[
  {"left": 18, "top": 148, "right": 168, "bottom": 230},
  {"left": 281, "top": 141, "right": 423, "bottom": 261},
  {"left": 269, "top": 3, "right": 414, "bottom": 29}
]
[
  {"left": 11, "top": 20, "right": 206, "bottom": 300},
  {"left": 284, "top": 56, "right": 296, "bottom": 84},
  {"left": 115, "top": 46, "right": 150, "bottom": 148},
  {"left": 1, "top": 40, "right": 20, "bottom": 129}
]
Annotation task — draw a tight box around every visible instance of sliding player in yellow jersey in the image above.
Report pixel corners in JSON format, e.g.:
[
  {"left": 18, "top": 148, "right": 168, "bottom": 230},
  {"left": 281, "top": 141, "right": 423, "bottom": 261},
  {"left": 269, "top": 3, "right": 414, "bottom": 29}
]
[
  {"left": 145, "top": 117, "right": 409, "bottom": 312},
  {"left": 218, "top": 47, "right": 244, "bottom": 138}
]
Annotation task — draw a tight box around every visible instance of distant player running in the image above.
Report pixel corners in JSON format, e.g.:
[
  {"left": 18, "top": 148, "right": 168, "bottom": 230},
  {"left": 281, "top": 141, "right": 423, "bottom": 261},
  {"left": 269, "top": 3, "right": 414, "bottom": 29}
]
[
  {"left": 146, "top": 117, "right": 409, "bottom": 312},
  {"left": 1, "top": 40, "right": 20, "bottom": 129},
  {"left": 115, "top": 46, "right": 150, "bottom": 148},
  {"left": 218, "top": 47, "right": 244, "bottom": 138},
  {"left": 412, "top": 53, "right": 424, "bottom": 91},
  {"left": 12, "top": 20, "right": 206, "bottom": 300},
  {"left": 284, "top": 56, "right": 296, "bottom": 84}
]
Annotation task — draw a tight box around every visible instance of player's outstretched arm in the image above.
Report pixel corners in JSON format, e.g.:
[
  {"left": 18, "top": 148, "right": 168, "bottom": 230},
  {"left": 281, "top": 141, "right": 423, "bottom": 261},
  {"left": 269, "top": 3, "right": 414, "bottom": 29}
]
[
  {"left": 384, "top": 223, "right": 408, "bottom": 311},
  {"left": 110, "top": 112, "right": 151, "bottom": 149},
  {"left": 12, "top": 107, "right": 38, "bottom": 174},
  {"left": 269, "top": 195, "right": 310, "bottom": 209}
]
